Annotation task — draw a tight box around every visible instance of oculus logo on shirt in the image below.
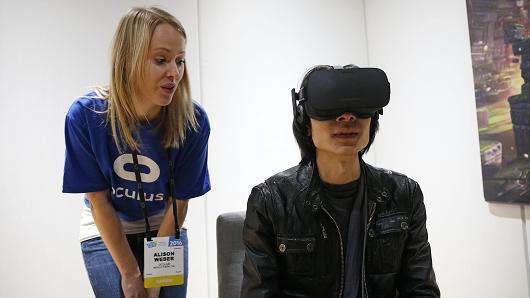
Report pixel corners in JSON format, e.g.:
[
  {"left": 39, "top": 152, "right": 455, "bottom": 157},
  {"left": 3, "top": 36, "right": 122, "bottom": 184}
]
[
  {"left": 112, "top": 154, "right": 164, "bottom": 201},
  {"left": 114, "top": 154, "right": 160, "bottom": 182}
]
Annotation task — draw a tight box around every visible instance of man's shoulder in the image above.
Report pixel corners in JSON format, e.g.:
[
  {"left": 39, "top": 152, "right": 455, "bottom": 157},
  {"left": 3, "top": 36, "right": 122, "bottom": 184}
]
[
  {"left": 251, "top": 163, "right": 311, "bottom": 198},
  {"left": 364, "top": 163, "right": 421, "bottom": 196},
  {"left": 247, "top": 164, "right": 312, "bottom": 216},
  {"left": 265, "top": 163, "right": 312, "bottom": 186},
  {"left": 266, "top": 164, "right": 301, "bottom": 180},
  {"left": 366, "top": 163, "right": 410, "bottom": 180},
  {"left": 365, "top": 163, "right": 407, "bottom": 177}
]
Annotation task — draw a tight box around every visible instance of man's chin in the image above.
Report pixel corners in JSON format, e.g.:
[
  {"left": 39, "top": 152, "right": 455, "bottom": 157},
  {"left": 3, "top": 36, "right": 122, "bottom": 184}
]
[{"left": 334, "top": 147, "right": 361, "bottom": 157}]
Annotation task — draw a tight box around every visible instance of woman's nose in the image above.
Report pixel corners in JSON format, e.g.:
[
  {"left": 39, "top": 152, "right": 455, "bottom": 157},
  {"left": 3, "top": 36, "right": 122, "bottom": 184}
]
[
  {"left": 336, "top": 112, "right": 356, "bottom": 122},
  {"left": 167, "top": 62, "right": 180, "bottom": 78}
]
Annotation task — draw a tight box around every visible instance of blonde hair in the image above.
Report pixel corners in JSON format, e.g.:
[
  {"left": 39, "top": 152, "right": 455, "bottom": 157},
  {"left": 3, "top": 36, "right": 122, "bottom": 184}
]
[{"left": 99, "top": 6, "right": 197, "bottom": 152}]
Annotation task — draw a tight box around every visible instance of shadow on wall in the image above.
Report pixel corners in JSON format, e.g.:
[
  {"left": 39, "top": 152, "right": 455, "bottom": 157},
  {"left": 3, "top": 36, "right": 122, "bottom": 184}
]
[{"left": 488, "top": 203, "right": 524, "bottom": 219}]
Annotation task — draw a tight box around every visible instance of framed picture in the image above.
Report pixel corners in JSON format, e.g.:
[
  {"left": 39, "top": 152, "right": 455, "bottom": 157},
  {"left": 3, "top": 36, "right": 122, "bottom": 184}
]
[{"left": 467, "top": 0, "right": 530, "bottom": 202}]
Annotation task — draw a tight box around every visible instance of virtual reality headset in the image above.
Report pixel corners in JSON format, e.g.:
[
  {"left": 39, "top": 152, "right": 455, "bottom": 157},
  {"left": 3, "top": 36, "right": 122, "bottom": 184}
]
[{"left": 292, "top": 66, "right": 390, "bottom": 120}]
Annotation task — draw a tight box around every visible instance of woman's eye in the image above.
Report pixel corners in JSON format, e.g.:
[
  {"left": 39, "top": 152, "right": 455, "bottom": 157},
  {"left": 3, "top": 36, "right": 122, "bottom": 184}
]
[
  {"left": 155, "top": 58, "right": 166, "bottom": 64},
  {"left": 177, "top": 59, "right": 186, "bottom": 66}
]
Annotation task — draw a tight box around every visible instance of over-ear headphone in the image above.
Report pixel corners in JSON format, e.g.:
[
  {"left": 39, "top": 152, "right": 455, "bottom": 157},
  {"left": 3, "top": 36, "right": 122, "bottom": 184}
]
[{"left": 291, "top": 88, "right": 308, "bottom": 125}]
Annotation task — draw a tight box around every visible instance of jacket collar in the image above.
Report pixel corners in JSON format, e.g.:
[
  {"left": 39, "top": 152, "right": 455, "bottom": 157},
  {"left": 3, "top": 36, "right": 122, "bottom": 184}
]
[{"left": 301, "top": 156, "right": 387, "bottom": 209}]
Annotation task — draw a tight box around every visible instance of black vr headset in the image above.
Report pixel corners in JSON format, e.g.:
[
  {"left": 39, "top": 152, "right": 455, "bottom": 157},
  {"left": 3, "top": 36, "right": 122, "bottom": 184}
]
[{"left": 291, "top": 65, "right": 390, "bottom": 123}]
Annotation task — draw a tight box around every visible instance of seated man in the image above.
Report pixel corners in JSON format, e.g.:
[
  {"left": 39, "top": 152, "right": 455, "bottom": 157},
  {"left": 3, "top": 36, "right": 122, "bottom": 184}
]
[{"left": 241, "top": 65, "right": 440, "bottom": 297}]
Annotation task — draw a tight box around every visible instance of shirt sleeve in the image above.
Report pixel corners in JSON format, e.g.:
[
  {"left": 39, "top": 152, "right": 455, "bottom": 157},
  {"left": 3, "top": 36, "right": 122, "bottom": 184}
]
[
  {"left": 62, "top": 102, "right": 109, "bottom": 193},
  {"left": 241, "top": 185, "right": 282, "bottom": 297},
  {"left": 397, "top": 180, "right": 440, "bottom": 297},
  {"left": 173, "top": 104, "right": 211, "bottom": 199}
]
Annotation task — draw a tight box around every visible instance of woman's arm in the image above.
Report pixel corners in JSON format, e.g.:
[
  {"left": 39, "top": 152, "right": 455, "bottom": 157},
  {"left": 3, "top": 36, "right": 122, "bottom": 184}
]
[
  {"left": 146, "top": 198, "right": 188, "bottom": 298},
  {"left": 157, "top": 198, "right": 188, "bottom": 237},
  {"left": 87, "top": 190, "right": 147, "bottom": 298}
]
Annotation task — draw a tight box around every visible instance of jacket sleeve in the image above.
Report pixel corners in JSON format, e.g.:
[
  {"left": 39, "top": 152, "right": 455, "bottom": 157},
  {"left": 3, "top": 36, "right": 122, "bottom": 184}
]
[
  {"left": 397, "top": 180, "right": 441, "bottom": 297},
  {"left": 241, "top": 185, "right": 282, "bottom": 298}
]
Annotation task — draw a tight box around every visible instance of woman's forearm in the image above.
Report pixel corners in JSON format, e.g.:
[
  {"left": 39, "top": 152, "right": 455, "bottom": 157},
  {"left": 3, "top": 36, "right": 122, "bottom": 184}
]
[
  {"left": 157, "top": 198, "right": 188, "bottom": 237},
  {"left": 87, "top": 190, "right": 140, "bottom": 277}
]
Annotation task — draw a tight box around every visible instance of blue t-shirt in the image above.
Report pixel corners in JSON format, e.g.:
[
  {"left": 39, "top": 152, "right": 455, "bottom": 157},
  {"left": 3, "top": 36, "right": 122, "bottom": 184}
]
[{"left": 62, "top": 95, "right": 210, "bottom": 222}]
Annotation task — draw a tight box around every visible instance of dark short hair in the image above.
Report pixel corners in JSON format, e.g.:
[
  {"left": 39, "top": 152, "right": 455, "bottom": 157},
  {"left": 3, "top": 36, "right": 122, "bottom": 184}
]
[{"left": 292, "top": 65, "right": 380, "bottom": 164}]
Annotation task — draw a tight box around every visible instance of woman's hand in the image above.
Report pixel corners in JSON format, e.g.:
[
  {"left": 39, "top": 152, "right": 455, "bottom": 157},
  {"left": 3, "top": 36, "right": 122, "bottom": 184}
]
[
  {"left": 121, "top": 271, "right": 147, "bottom": 298},
  {"left": 146, "top": 286, "right": 161, "bottom": 298}
]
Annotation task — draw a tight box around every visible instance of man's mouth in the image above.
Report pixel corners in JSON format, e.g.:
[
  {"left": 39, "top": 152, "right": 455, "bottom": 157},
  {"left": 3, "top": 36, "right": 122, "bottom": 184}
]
[{"left": 333, "top": 132, "right": 359, "bottom": 138}]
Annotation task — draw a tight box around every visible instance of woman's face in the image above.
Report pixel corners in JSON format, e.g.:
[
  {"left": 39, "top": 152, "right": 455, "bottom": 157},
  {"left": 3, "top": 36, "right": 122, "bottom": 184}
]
[
  {"left": 138, "top": 23, "right": 186, "bottom": 120},
  {"left": 310, "top": 113, "right": 371, "bottom": 158}
]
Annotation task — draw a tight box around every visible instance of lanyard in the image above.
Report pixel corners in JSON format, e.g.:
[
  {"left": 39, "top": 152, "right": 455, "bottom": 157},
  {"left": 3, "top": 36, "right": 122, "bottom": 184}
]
[{"left": 131, "top": 150, "right": 180, "bottom": 241}]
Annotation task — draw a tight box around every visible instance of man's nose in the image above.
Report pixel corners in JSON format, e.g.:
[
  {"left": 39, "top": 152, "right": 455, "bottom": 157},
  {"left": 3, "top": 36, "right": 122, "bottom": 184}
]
[{"left": 336, "top": 112, "right": 356, "bottom": 122}]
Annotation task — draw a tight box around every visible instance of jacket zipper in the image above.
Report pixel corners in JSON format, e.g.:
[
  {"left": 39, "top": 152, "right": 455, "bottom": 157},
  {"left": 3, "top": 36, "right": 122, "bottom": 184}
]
[
  {"left": 322, "top": 205, "right": 345, "bottom": 298},
  {"left": 362, "top": 201, "right": 377, "bottom": 298}
]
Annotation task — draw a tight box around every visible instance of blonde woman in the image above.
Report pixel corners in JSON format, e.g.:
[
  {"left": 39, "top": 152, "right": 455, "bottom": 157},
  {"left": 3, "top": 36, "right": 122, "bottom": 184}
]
[{"left": 62, "top": 7, "right": 210, "bottom": 298}]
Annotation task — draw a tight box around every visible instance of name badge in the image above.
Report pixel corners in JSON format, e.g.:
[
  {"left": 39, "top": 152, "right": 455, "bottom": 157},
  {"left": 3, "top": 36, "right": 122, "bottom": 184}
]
[{"left": 143, "top": 236, "right": 184, "bottom": 288}]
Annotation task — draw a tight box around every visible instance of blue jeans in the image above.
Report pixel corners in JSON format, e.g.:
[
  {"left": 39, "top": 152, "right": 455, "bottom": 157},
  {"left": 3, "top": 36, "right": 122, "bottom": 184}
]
[{"left": 81, "top": 229, "right": 188, "bottom": 298}]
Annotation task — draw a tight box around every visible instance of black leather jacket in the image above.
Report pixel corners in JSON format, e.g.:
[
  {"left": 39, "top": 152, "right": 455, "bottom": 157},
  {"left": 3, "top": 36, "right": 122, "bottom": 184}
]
[{"left": 241, "top": 160, "right": 440, "bottom": 298}]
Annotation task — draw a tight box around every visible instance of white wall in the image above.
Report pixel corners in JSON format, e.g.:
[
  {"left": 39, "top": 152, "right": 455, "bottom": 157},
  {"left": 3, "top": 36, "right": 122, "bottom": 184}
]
[
  {"left": 1, "top": 0, "right": 529, "bottom": 297},
  {"left": 365, "top": 1, "right": 529, "bottom": 297}
]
